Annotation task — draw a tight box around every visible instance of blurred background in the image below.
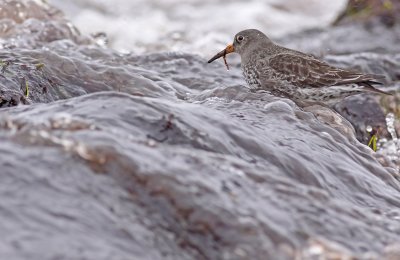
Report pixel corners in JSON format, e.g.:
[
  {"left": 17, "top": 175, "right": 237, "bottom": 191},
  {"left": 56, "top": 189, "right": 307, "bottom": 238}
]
[{"left": 49, "top": 0, "right": 351, "bottom": 55}]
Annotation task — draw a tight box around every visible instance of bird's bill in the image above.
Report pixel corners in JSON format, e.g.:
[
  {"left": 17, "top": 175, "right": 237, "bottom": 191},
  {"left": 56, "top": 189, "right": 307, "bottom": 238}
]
[{"left": 207, "top": 44, "right": 234, "bottom": 63}]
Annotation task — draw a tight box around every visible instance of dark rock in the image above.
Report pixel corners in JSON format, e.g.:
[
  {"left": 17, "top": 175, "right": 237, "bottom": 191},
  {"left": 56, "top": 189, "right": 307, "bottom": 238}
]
[{"left": 334, "top": 95, "right": 389, "bottom": 144}]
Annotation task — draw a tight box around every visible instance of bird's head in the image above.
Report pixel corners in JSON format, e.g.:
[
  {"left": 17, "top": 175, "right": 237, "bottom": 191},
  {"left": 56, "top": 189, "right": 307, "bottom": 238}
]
[{"left": 208, "top": 29, "right": 271, "bottom": 64}]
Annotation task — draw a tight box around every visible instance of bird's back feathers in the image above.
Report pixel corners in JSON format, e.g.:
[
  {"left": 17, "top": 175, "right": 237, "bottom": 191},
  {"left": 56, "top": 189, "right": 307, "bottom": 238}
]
[{"left": 259, "top": 52, "right": 383, "bottom": 89}]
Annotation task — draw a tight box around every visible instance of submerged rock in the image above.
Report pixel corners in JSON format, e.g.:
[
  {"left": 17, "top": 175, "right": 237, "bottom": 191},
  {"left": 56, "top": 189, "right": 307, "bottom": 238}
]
[{"left": 0, "top": 1, "right": 399, "bottom": 260}]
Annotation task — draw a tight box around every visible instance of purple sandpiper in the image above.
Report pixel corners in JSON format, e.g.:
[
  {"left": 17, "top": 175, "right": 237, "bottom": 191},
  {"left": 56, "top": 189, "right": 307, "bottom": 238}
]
[{"left": 208, "top": 29, "right": 390, "bottom": 106}]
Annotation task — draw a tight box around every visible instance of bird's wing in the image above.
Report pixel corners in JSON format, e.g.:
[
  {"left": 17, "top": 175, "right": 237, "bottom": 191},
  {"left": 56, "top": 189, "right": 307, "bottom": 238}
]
[{"left": 258, "top": 53, "right": 380, "bottom": 88}]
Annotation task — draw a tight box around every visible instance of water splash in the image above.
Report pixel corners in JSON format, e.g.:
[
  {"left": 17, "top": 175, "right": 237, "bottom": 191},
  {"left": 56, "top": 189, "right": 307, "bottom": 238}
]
[{"left": 386, "top": 113, "right": 398, "bottom": 140}]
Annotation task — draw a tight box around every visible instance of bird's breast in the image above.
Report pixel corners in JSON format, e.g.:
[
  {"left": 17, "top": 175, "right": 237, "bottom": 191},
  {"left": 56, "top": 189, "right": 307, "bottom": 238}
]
[{"left": 242, "top": 64, "right": 260, "bottom": 89}]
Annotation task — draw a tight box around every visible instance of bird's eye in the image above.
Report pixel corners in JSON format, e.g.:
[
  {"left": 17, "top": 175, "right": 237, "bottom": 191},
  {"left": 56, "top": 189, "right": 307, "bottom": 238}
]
[{"left": 236, "top": 35, "right": 244, "bottom": 42}]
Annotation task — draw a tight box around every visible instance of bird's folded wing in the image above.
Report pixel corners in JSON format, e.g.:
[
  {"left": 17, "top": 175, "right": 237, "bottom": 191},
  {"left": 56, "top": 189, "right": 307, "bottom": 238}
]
[{"left": 258, "top": 53, "right": 380, "bottom": 88}]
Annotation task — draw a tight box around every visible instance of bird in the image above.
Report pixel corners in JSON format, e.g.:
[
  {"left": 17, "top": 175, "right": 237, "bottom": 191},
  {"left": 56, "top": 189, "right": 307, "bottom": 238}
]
[{"left": 208, "top": 29, "right": 390, "bottom": 107}]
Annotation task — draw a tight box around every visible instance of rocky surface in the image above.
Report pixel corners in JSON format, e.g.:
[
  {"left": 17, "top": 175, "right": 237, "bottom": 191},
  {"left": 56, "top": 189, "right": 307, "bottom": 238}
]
[
  {"left": 0, "top": 1, "right": 399, "bottom": 260},
  {"left": 2, "top": 91, "right": 400, "bottom": 260}
]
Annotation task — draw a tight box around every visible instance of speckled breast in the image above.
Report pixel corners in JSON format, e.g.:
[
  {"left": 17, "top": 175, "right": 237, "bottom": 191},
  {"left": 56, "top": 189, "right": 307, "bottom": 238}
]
[{"left": 242, "top": 65, "right": 261, "bottom": 89}]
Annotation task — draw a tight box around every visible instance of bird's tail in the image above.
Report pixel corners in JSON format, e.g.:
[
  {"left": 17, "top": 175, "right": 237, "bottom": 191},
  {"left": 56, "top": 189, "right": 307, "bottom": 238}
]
[{"left": 360, "top": 81, "right": 392, "bottom": 95}]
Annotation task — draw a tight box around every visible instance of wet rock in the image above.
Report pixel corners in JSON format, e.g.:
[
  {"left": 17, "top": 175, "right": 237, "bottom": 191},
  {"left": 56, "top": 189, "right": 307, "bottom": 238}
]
[
  {"left": 0, "top": 44, "right": 243, "bottom": 107},
  {"left": 0, "top": 1, "right": 400, "bottom": 260},
  {"left": 334, "top": 95, "right": 389, "bottom": 144},
  {"left": 1, "top": 92, "right": 400, "bottom": 260},
  {"left": 303, "top": 105, "right": 357, "bottom": 140},
  {"left": 0, "top": 0, "right": 91, "bottom": 49}
]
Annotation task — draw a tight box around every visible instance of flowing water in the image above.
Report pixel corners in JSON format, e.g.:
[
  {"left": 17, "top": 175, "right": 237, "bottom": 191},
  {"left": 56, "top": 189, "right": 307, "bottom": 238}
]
[{"left": 0, "top": 1, "right": 400, "bottom": 259}]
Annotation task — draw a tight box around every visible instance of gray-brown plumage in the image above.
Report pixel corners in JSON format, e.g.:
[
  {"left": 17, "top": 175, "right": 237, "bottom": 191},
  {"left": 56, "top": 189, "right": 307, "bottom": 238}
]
[{"left": 208, "top": 29, "right": 389, "bottom": 106}]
